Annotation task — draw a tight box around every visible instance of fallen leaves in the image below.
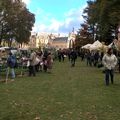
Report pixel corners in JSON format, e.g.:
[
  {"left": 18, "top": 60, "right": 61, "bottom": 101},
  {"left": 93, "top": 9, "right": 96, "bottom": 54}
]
[
  {"left": 84, "top": 112, "right": 98, "bottom": 120},
  {"left": 34, "top": 116, "right": 40, "bottom": 120}
]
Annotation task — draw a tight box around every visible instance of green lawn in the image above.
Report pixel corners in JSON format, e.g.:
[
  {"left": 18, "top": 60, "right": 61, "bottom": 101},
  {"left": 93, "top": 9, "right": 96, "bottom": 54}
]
[{"left": 0, "top": 59, "right": 120, "bottom": 120}]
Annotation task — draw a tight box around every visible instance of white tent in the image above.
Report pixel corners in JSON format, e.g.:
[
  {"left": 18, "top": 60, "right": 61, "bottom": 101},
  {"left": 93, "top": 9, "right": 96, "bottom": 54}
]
[
  {"left": 2, "top": 47, "right": 10, "bottom": 49},
  {"left": 0, "top": 47, "right": 9, "bottom": 50},
  {"left": 90, "top": 40, "right": 102, "bottom": 50},
  {"left": 19, "top": 48, "right": 28, "bottom": 50},
  {"left": 0, "top": 47, "right": 6, "bottom": 51},
  {"left": 81, "top": 44, "right": 92, "bottom": 49}
]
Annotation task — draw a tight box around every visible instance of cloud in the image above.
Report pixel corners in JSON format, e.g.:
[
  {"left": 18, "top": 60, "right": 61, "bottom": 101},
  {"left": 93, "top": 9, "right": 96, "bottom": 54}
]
[
  {"left": 58, "top": 7, "right": 86, "bottom": 33},
  {"left": 32, "top": 5, "right": 87, "bottom": 34},
  {"left": 22, "top": 0, "right": 30, "bottom": 5},
  {"left": 49, "top": 18, "right": 62, "bottom": 32}
]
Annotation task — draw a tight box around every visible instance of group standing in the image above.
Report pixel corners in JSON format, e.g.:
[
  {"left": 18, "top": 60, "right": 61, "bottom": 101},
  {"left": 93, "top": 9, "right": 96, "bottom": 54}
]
[{"left": 1, "top": 46, "right": 119, "bottom": 86}]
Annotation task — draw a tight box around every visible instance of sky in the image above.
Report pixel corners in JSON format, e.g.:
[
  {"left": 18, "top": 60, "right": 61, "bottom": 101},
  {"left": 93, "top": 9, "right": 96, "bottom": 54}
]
[{"left": 22, "top": 0, "right": 88, "bottom": 34}]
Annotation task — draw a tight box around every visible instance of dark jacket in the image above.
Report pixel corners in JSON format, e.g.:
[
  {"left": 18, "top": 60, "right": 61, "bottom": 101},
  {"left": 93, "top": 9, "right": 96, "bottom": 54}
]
[
  {"left": 7, "top": 55, "right": 16, "bottom": 68},
  {"left": 70, "top": 50, "right": 77, "bottom": 60}
]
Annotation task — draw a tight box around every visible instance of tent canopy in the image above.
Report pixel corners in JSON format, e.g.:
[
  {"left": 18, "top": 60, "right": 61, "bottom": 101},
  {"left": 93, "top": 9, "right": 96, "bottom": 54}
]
[
  {"left": 90, "top": 40, "right": 102, "bottom": 50},
  {"left": 81, "top": 40, "right": 108, "bottom": 51},
  {"left": 81, "top": 44, "right": 92, "bottom": 49}
]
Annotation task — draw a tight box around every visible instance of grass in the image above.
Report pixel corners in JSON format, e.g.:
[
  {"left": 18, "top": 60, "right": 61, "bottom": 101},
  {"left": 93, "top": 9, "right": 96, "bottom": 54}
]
[{"left": 0, "top": 59, "right": 120, "bottom": 120}]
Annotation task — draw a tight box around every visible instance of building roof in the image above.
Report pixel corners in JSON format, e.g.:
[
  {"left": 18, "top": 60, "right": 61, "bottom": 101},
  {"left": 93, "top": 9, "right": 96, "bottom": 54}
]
[{"left": 53, "top": 37, "right": 68, "bottom": 42}]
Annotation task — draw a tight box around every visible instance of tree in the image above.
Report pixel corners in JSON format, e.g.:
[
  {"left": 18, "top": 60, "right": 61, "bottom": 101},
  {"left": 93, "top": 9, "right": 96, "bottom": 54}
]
[
  {"left": 82, "top": 0, "right": 120, "bottom": 44},
  {"left": 83, "top": 0, "right": 98, "bottom": 41},
  {"left": 75, "top": 23, "right": 94, "bottom": 49},
  {"left": 15, "top": 7, "right": 35, "bottom": 46},
  {"left": 0, "top": 0, "right": 35, "bottom": 46}
]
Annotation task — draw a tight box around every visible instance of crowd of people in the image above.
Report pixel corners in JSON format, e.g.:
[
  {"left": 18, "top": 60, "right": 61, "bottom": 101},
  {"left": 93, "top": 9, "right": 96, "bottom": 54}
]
[
  {"left": 0, "top": 47, "right": 120, "bottom": 86},
  {"left": 57, "top": 48, "right": 77, "bottom": 67},
  {"left": 0, "top": 49, "right": 54, "bottom": 82},
  {"left": 79, "top": 48, "right": 120, "bottom": 86},
  {"left": 56, "top": 47, "right": 120, "bottom": 87},
  {"left": 20, "top": 50, "right": 54, "bottom": 76}
]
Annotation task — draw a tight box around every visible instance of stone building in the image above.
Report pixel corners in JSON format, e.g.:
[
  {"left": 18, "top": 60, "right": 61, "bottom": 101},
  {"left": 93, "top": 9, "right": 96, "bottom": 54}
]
[
  {"left": 29, "top": 31, "right": 76, "bottom": 49},
  {"left": 67, "top": 31, "right": 76, "bottom": 48},
  {"left": 29, "top": 34, "right": 37, "bottom": 48},
  {"left": 49, "top": 37, "right": 68, "bottom": 49}
]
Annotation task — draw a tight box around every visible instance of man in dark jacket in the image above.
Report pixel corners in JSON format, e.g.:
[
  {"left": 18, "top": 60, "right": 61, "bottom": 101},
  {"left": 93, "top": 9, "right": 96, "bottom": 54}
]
[
  {"left": 70, "top": 49, "right": 77, "bottom": 67},
  {"left": 6, "top": 52, "right": 16, "bottom": 81}
]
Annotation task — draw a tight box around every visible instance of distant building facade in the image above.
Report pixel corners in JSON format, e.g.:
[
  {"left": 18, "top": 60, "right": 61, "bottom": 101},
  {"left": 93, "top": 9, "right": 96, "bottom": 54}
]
[
  {"left": 29, "top": 33, "right": 59, "bottom": 48},
  {"left": 49, "top": 37, "right": 68, "bottom": 49},
  {"left": 29, "top": 31, "right": 76, "bottom": 49},
  {"left": 67, "top": 31, "right": 76, "bottom": 48},
  {"left": 29, "top": 34, "right": 37, "bottom": 48}
]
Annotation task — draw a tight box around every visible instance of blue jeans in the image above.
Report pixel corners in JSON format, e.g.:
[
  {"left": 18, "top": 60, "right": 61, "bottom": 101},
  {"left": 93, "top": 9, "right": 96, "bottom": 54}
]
[
  {"left": 105, "top": 69, "right": 114, "bottom": 85},
  {"left": 11, "top": 68, "right": 15, "bottom": 79},
  {"left": 6, "top": 67, "right": 15, "bottom": 79}
]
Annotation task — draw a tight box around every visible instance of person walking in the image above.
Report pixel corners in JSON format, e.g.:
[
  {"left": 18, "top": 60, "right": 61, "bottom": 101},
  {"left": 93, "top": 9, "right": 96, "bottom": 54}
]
[
  {"left": 6, "top": 52, "right": 16, "bottom": 82},
  {"left": 58, "top": 49, "right": 62, "bottom": 62},
  {"left": 70, "top": 49, "right": 77, "bottom": 67},
  {"left": 86, "top": 50, "right": 91, "bottom": 66},
  {"left": 47, "top": 52, "right": 53, "bottom": 73},
  {"left": 29, "top": 50, "right": 36, "bottom": 76},
  {"left": 61, "top": 50, "right": 65, "bottom": 62},
  {"left": 43, "top": 50, "right": 48, "bottom": 72},
  {"left": 102, "top": 48, "right": 117, "bottom": 85},
  {"left": 94, "top": 51, "right": 100, "bottom": 67},
  {"left": 35, "top": 53, "right": 40, "bottom": 72},
  {"left": 67, "top": 49, "right": 71, "bottom": 61}
]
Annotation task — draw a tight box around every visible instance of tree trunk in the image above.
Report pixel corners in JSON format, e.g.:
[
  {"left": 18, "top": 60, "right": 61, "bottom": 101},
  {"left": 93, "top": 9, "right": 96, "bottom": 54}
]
[
  {"left": 0, "top": 24, "right": 3, "bottom": 45},
  {"left": 92, "top": 24, "right": 95, "bottom": 41}
]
